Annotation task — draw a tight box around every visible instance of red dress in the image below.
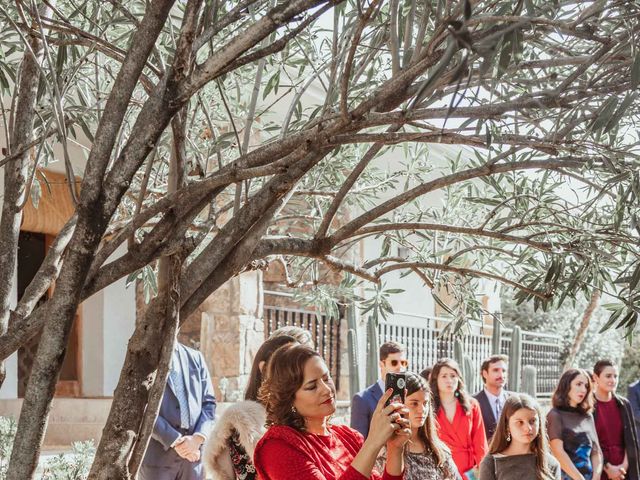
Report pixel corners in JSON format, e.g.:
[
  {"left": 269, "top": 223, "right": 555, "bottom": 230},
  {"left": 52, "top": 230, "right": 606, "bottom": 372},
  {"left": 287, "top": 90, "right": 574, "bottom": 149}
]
[
  {"left": 435, "top": 400, "right": 488, "bottom": 479},
  {"left": 254, "top": 424, "right": 403, "bottom": 480},
  {"left": 595, "top": 398, "right": 625, "bottom": 480}
]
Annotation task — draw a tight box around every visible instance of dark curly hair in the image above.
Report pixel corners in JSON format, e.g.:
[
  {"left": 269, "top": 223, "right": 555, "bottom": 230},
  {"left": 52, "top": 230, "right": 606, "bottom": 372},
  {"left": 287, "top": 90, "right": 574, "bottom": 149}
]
[
  {"left": 430, "top": 358, "right": 472, "bottom": 414},
  {"left": 258, "top": 344, "right": 323, "bottom": 431},
  {"left": 552, "top": 368, "right": 594, "bottom": 415}
]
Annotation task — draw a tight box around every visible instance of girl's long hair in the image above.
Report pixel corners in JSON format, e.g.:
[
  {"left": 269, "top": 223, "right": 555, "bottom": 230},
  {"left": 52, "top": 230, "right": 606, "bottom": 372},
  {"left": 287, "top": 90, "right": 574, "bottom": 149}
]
[
  {"left": 429, "top": 358, "right": 472, "bottom": 414},
  {"left": 244, "top": 335, "right": 297, "bottom": 402},
  {"left": 489, "top": 393, "right": 554, "bottom": 480},
  {"left": 405, "top": 373, "right": 457, "bottom": 476}
]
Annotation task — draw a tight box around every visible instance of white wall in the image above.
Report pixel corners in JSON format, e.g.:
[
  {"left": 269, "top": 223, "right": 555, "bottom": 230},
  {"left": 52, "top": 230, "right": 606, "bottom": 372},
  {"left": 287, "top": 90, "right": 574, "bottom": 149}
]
[{"left": 82, "top": 244, "right": 136, "bottom": 397}]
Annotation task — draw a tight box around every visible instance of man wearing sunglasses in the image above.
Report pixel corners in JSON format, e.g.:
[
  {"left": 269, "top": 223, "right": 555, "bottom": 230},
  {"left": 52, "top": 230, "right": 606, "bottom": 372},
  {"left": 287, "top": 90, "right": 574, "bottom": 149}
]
[{"left": 350, "top": 341, "right": 408, "bottom": 438}]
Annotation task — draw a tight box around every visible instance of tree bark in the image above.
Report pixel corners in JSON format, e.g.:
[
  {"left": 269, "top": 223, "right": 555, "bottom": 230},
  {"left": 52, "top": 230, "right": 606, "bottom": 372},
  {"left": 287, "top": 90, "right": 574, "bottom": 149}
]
[
  {"left": 126, "top": 256, "right": 182, "bottom": 477},
  {"left": 4, "top": 2, "right": 177, "bottom": 477},
  {"left": 564, "top": 288, "right": 601, "bottom": 369},
  {"left": 0, "top": 1, "right": 51, "bottom": 387},
  {"left": 124, "top": 108, "right": 189, "bottom": 478}
]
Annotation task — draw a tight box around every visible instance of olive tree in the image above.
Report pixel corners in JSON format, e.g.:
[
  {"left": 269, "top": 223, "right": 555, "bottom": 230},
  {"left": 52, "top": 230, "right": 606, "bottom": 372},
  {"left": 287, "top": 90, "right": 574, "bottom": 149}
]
[{"left": 0, "top": 0, "right": 639, "bottom": 478}]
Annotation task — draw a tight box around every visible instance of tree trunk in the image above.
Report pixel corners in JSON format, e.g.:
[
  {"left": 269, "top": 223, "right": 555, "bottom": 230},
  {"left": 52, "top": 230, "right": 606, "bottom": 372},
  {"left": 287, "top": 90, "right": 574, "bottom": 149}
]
[
  {"left": 0, "top": 1, "right": 50, "bottom": 387},
  {"left": 127, "top": 258, "right": 182, "bottom": 477},
  {"left": 4, "top": 2, "right": 177, "bottom": 476},
  {"left": 564, "top": 288, "right": 601, "bottom": 369},
  {"left": 90, "top": 254, "right": 182, "bottom": 480},
  {"left": 127, "top": 112, "right": 186, "bottom": 478}
]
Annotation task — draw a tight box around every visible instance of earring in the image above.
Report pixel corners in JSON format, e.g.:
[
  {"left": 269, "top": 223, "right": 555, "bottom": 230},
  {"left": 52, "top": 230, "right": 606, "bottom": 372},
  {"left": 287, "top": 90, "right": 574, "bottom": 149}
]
[
  {"left": 506, "top": 431, "right": 511, "bottom": 442},
  {"left": 291, "top": 405, "right": 297, "bottom": 414}
]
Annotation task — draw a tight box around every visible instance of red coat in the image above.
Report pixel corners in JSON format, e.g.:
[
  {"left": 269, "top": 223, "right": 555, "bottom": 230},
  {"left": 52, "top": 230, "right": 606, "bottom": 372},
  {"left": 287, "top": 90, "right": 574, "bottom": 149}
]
[
  {"left": 254, "top": 424, "right": 403, "bottom": 480},
  {"left": 435, "top": 399, "right": 488, "bottom": 479}
]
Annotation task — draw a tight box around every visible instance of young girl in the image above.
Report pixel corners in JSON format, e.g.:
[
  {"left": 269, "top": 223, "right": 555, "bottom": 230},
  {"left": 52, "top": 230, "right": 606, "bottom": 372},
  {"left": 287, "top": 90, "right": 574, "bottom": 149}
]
[
  {"left": 479, "top": 393, "right": 561, "bottom": 480},
  {"left": 377, "top": 372, "right": 461, "bottom": 479},
  {"left": 592, "top": 359, "right": 640, "bottom": 480},
  {"left": 547, "top": 369, "right": 603, "bottom": 480},
  {"left": 430, "top": 358, "right": 488, "bottom": 479}
]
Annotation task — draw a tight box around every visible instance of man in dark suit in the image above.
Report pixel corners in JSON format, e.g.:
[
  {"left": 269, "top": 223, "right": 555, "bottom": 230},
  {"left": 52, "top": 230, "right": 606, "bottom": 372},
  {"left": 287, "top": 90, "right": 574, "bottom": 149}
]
[
  {"left": 474, "top": 354, "right": 509, "bottom": 441},
  {"left": 350, "top": 341, "right": 407, "bottom": 438},
  {"left": 140, "top": 342, "right": 216, "bottom": 480},
  {"left": 629, "top": 379, "right": 640, "bottom": 440}
]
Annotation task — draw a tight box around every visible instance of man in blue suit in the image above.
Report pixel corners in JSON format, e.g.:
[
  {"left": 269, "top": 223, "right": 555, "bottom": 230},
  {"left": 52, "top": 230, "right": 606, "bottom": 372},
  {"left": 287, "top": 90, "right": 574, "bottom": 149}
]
[
  {"left": 350, "top": 341, "right": 407, "bottom": 438},
  {"left": 629, "top": 379, "right": 640, "bottom": 441},
  {"left": 140, "top": 342, "right": 216, "bottom": 480},
  {"left": 474, "top": 354, "right": 510, "bottom": 441}
]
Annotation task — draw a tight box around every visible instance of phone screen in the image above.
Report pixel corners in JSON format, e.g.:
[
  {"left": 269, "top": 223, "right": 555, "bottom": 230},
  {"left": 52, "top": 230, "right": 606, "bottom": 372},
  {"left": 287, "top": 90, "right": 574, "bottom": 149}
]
[{"left": 384, "top": 372, "right": 407, "bottom": 406}]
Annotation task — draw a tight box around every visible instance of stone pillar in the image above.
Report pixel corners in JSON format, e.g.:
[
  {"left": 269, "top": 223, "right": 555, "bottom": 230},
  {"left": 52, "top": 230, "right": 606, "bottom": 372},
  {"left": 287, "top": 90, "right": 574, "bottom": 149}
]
[{"left": 199, "top": 271, "right": 264, "bottom": 401}]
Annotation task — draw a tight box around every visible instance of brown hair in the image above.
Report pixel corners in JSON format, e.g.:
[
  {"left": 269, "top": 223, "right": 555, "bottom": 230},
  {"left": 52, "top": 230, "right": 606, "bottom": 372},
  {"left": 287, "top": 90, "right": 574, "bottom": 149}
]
[
  {"left": 244, "top": 335, "right": 296, "bottom": 402},
  {"left": 405, "top": 372, "right": 457, "bottom": 476},
  {"left": 379, "top": 341, "right": 405, "bottom": 361},
  {"left": 593, "top": 359, "right": 615, "bottom": 377},
  {"left": 552, "top": 368, "right": 594, "bottom": 414},
  {"left": 258, "top": 344, "right": 322, "bottom": 431},
  {"left": 430, "top": 358, "right": 472, "bottom": 414},
  {"left": 480, "top": 354, "right": 508, "bottom": 384},
  {"left": 489, "top": 393, "right": 555, "bottom": 480}
]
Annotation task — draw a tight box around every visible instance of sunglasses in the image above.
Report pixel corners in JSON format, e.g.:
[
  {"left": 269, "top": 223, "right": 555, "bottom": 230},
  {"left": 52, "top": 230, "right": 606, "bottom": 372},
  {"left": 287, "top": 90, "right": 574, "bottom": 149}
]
[{"left": 388, "top": 359, "right": 408, "bottom": 367}]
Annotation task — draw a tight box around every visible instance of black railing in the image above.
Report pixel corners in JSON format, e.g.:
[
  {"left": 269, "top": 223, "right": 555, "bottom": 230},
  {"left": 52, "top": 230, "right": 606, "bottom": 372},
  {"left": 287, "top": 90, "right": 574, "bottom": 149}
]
[
  {"left": 378, "top": 316, "right": 561, "bottom": 397},
  {"left": 264, "top": 305, "right": 341, "bottom": 390}
]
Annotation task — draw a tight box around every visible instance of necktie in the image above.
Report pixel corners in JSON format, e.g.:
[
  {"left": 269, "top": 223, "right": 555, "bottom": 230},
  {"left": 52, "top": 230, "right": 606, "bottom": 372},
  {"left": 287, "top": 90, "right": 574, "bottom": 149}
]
[
  {"left": 495, "top": 397, "right": 502, "bottom": 420},
  {"left": 171, "top": 353, "right": 191, "bottom": 429}
]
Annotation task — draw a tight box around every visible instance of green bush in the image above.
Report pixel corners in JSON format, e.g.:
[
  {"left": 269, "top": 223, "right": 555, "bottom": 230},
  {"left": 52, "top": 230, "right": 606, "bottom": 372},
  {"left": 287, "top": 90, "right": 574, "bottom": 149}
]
[
  {"left": 0, "top": 417, "right": 95, "bottom": 480},
  {"left": 0, "top": 417, "right": 17, "bottom": 478},
  {"left": 39, "top": 441, "right": 95, "bottom": 480}
]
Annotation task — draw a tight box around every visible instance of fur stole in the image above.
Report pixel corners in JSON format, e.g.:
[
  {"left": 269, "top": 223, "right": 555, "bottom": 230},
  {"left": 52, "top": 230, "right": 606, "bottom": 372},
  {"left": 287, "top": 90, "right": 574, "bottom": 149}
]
[{"left": 203, "top": 400, "right": 266, "bottom": 480}]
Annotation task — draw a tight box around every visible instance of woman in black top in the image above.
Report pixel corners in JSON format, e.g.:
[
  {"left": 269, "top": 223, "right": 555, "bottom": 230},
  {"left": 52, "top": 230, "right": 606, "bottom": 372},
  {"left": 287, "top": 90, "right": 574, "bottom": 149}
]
[{"left": 547, "top": 369, "right": 602, "bottom": 480}]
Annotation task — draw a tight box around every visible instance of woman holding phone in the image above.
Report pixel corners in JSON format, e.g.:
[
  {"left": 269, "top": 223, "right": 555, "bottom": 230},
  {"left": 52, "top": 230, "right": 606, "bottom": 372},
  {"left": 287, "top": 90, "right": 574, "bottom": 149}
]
[
  {"left": 254, "top": 344, "right": 411, "bottom": 479},
  {"left": 430, "top": 358, "right": 488, "bottom": 479}
]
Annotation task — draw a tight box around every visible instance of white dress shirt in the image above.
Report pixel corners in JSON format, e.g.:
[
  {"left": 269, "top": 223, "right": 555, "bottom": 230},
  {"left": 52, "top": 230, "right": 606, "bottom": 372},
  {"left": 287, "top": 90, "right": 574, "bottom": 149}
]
[{"left": 484, "top": 387, "right": 508, "bottom": 420}]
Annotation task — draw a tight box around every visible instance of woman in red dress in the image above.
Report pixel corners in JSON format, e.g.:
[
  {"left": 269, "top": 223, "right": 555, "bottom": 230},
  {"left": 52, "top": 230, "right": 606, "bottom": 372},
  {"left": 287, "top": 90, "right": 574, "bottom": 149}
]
[
  {"left": 430, "top": 358, "right": 488, "bottom": 479},
  {"left": 592, "top": 359, "right": 640, "bottom": 480},
  {"left": 254, "top": 344, "right": 411, "bottom": 480}
]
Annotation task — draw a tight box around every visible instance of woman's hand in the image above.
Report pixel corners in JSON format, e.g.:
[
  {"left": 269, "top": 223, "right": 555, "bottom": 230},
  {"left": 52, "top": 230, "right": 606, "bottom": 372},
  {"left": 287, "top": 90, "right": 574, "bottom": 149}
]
[
  {"left": 604, "top": 463, "right": 625, "bottom": 480},
  {"left": 365, "top": 388, "right": 410, "bottom": 450}
]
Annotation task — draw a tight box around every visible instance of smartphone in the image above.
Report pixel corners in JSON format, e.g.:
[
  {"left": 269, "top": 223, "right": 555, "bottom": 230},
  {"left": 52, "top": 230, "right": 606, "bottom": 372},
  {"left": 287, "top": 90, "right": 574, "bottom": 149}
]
[{"left": 384, "top": 372, "right": 406, "bottom": 406}]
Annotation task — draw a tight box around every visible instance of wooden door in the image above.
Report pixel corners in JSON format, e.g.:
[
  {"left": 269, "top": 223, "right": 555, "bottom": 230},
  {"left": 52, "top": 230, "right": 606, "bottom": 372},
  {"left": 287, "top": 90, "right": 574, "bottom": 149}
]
[{"left": 17, "top": 232, "right": 82, "bottom": 397}]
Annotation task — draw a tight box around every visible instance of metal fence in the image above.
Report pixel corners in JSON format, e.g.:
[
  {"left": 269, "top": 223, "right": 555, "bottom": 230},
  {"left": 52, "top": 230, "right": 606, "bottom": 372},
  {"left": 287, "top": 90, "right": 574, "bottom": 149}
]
[
  {"left": 377, "top": 314, "right": 562, "bottom": 397},
  {"left": 264, "top": 305, "right": 342, "bottom": 390}
]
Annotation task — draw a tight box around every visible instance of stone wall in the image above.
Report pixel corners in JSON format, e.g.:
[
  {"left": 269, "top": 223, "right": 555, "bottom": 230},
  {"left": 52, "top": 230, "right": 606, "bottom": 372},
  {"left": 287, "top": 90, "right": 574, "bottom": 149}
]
[{"left": 196, "top": 271, "right": 264, "bottom": 401}]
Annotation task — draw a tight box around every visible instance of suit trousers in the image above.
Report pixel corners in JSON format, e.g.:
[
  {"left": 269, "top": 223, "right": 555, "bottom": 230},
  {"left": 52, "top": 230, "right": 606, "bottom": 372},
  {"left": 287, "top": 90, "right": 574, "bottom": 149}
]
[{"left": 139, "top": 458, "right": 204, "bottom": 480}]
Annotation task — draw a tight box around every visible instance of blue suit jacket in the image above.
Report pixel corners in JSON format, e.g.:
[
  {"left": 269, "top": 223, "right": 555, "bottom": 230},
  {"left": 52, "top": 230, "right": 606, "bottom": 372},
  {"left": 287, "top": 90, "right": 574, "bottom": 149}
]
[
  {"left": 143, "top": 343, "right": 217, "bottom": 468},
  {"left": 629, "top": 380, "right": 640, "bottom": 440},
  {"left": 350, "top": 382, "right": 383, "bottom": 438}
]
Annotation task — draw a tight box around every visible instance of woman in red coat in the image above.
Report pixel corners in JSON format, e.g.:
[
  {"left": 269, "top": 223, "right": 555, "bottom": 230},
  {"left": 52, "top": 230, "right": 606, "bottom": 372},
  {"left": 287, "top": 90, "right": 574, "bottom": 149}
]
[
  {"left": 254, "top": 344, "right": 411, "bottom": 480},
  {"left": 430, "top": 358, "right": 488, "bottom": 479}
]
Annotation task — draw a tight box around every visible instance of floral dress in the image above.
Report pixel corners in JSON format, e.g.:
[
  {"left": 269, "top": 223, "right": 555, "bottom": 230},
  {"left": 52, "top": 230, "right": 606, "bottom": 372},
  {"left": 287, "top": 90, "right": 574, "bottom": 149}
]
[
  {"left": 227, "top": 429, "right": 257, "bottom": 480},
  {"left": 376, "top": 447, "right": 461, "bottom": 480}
]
